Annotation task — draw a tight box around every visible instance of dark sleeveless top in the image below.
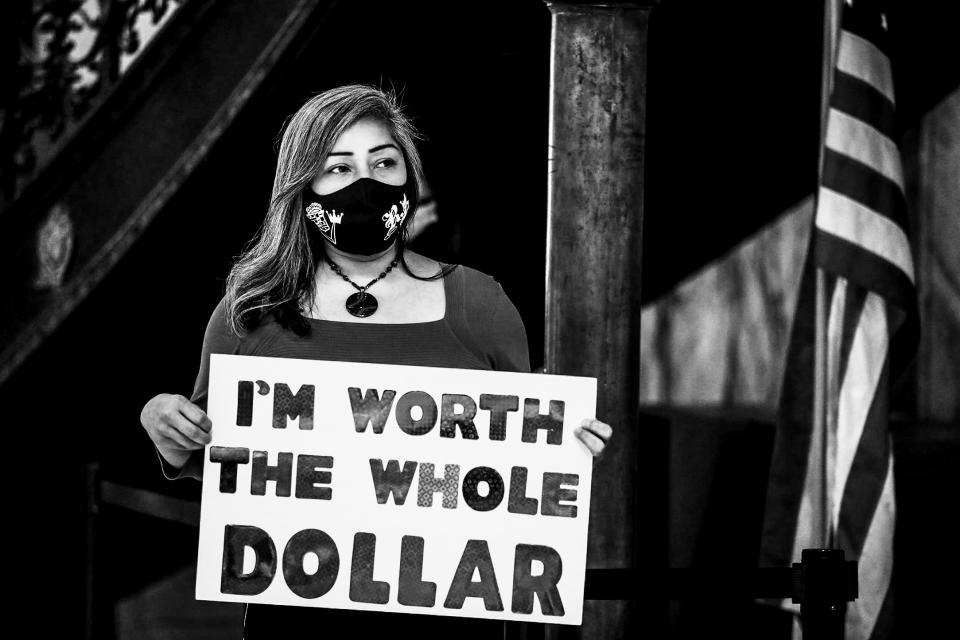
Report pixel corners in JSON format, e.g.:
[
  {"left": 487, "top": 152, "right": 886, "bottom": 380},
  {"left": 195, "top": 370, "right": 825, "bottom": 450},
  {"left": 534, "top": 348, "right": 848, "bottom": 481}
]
[{"left": 164, "top": 264, "right": 530, "bottom": 637}]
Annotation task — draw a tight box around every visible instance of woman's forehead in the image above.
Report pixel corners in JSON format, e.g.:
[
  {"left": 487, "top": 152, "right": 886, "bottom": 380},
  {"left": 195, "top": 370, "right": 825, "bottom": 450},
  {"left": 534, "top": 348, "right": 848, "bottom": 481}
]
[{"left": 330, "top": 117, "right": 397, "bottom": 152}]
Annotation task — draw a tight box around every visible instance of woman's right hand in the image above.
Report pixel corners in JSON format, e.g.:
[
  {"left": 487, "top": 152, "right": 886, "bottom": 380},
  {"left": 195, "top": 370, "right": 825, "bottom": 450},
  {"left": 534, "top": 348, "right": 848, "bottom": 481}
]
[{"left": 140, "top": 393, "right": 212, "bottom": 468}]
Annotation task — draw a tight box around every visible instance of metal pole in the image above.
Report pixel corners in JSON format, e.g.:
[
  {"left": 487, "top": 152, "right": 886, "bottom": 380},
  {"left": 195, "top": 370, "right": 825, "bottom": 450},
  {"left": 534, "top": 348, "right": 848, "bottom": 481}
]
[{"left": 544, "top": 2, "right": 655, "bottom": 637}]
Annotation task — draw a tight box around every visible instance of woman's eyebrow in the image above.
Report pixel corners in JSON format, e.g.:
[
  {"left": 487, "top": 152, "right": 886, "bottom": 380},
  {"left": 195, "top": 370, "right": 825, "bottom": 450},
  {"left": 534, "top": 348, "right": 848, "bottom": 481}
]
[{"left": 326, "top": 143, "right": 398, "bottom": 158}]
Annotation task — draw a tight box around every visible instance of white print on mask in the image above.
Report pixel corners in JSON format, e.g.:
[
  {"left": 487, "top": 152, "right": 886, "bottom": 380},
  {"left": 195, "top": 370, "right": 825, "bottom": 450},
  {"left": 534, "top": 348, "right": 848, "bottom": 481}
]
[
  {"left": 306, "top": 203, "right": 343, "bottom": 245},
  {"left": 382, "top": 193, "right": 410, "bottom": 240}
]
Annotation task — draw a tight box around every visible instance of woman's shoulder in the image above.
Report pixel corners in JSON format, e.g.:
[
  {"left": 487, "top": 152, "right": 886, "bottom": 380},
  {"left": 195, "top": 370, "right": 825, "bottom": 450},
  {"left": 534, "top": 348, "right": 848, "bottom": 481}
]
[
  {"left": 404, "top": 252, "right": 505, "bottom": 305},
  {"left": 200, "top": 296, "right": 239, "bottom": 355},
  {"left": 439, "top": 261, "right": 531, "bottom": 373},
  {"left": 206, "top": 295, "right": 230, "bottom": 327},
  {"left": 449, "top": 264, "right": 516, "bottom": 312},
  {"left": 452, "top": 263, "right": 499, "bottom": 288},
  {"left": 201, "top": 295, "right": 275, "bottom": 356}
]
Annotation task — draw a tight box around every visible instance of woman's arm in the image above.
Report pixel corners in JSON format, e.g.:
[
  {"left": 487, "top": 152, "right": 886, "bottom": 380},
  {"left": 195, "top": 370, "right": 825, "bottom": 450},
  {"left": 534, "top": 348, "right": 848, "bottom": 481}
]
[{"left": 140, "top": 297, "right": 239, "bottom": 480}]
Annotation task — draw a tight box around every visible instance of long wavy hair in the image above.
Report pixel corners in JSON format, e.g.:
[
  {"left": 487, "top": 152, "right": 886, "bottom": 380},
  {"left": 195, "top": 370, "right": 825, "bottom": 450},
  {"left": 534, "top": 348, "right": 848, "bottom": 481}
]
[{"left": 225, "top": 84, "right": 436, "bottom": 336}]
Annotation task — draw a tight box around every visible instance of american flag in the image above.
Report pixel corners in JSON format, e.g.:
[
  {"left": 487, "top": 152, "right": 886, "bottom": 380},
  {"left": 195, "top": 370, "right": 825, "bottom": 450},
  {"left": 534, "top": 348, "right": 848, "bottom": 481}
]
[{"left": 760, "top": 1, "right": 918, "bottom": 638}]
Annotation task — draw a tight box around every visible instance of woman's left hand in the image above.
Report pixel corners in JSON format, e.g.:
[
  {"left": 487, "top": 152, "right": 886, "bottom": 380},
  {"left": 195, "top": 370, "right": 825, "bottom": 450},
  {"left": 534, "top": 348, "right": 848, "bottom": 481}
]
[{"left": 576, "top": 419, "right": 613, "bottom": 457}]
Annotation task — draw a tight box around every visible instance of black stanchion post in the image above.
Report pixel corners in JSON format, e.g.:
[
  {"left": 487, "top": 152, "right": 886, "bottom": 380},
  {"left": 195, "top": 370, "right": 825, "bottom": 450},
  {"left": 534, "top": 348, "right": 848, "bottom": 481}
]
[
  {"left": 84, "top": 462, "right": 99, "bottom": 640},
  {"left": 793, "top": 548, "right": 858, "bottom": 640}
]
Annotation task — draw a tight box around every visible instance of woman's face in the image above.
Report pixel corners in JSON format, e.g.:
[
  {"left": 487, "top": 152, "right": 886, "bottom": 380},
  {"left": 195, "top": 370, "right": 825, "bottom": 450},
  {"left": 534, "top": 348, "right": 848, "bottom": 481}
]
[{"left": 310, "top": 117, "right": 408, "bottom": 195}]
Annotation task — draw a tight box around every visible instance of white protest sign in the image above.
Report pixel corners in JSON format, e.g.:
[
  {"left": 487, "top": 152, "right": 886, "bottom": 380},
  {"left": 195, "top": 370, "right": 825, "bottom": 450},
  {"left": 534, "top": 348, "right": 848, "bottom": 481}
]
[{"left": 196, "top": 354, "right": 597, "bottom": 625}]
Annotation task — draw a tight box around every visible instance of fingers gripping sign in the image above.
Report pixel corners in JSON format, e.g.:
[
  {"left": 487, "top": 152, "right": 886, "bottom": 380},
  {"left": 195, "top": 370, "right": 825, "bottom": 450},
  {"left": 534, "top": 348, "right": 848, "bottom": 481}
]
[
  {"left": 180, "top": 396, "right": 213, "bottom": 434},
  {"left": 575, "top": 418, "right": 613, "bottom": 458},
  {"left": 141, "top": 393, "right": 212, "bottom": 467}
]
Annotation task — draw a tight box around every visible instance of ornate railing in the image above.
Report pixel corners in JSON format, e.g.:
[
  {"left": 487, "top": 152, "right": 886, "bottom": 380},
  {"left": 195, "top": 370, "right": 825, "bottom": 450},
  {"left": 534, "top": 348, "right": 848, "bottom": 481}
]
[{"left": 1, "top": 0, "right": 184, "bottom": 205}]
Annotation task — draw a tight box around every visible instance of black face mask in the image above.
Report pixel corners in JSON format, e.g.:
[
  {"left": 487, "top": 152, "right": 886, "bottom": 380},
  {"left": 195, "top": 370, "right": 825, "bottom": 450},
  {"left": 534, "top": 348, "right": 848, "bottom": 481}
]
[{"left": 303, "top": 178, "right": 411, "bottom": 256}]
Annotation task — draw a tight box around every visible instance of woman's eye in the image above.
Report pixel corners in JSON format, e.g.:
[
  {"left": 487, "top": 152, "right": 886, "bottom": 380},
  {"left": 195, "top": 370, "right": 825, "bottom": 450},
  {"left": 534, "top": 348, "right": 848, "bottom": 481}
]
[
  {"left": 375, "top": 157, "right": 397, "bottom": 169},
  {"left": 328, "top": 165, "right": 350, "bottom": 175}
]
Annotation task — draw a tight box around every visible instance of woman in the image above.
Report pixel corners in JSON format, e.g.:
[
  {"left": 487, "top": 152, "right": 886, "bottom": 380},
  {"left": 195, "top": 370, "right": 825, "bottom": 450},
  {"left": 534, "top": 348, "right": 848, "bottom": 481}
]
[{"left": 140, "top": 84, "right": 612, "bottom": 635}]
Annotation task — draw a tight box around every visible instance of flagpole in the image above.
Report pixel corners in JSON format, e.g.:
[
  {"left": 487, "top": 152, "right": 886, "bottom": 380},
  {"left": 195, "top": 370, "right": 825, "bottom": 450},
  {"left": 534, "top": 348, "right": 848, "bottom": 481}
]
[
  {"left": 813, "top": 280, "right": 829, "bottom": 546},
  {"left": 813, "top": 0, "right": 842, "bottom": 549}
]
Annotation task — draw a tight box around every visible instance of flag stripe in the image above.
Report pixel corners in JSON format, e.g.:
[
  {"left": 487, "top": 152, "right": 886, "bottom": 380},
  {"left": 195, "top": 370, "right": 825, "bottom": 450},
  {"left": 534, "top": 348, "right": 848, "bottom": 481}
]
[
  {"left": 824, "top": 277, "right": 850, "bottom": 542},
  {"left": 814, "top": 231, "right": 915, "bottom": 311},
  {"left": 822, "top": 149, "right": 908, "bottom": 230},
  {"left": 868, "top": 577, "right": 895, "bottom": 640},
  {"left": 836, "top": 283, "right": 868, "bottom": 395},
  {"left": 837, "top": 393, "right": 891, "bottom": 560},
  {"left": 832, "top": 293, "right": 889, "bottom": 541},
  {"left": 825, "top": 110, "right": 904, "bottom": 188},
  {"left": 845, "top": 460, "right": 895, "bottom": 639},
  {"left": 760, "top": 257, "right": 819, "bottom": 569},
  {"left": 836, "top": 30, "right": 894, "bottom": 103},
  {"left": 815, "top": 188, "right": 914, "bottom": 283},
  {"left": 830, "top": 70, "right": 896, "bottom": 140}
]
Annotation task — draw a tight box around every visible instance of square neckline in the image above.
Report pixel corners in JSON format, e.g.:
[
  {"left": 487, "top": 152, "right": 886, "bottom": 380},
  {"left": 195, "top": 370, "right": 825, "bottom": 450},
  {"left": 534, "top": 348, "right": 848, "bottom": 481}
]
[{"left": 303, "top": 262, "right": 454, "bottom": 328}]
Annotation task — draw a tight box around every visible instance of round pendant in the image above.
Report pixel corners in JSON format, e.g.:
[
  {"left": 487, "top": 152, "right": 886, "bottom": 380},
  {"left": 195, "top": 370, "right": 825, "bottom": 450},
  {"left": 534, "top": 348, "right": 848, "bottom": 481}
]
[{"left": 346, "top": 292, "right": 378, "bottom": 318}]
